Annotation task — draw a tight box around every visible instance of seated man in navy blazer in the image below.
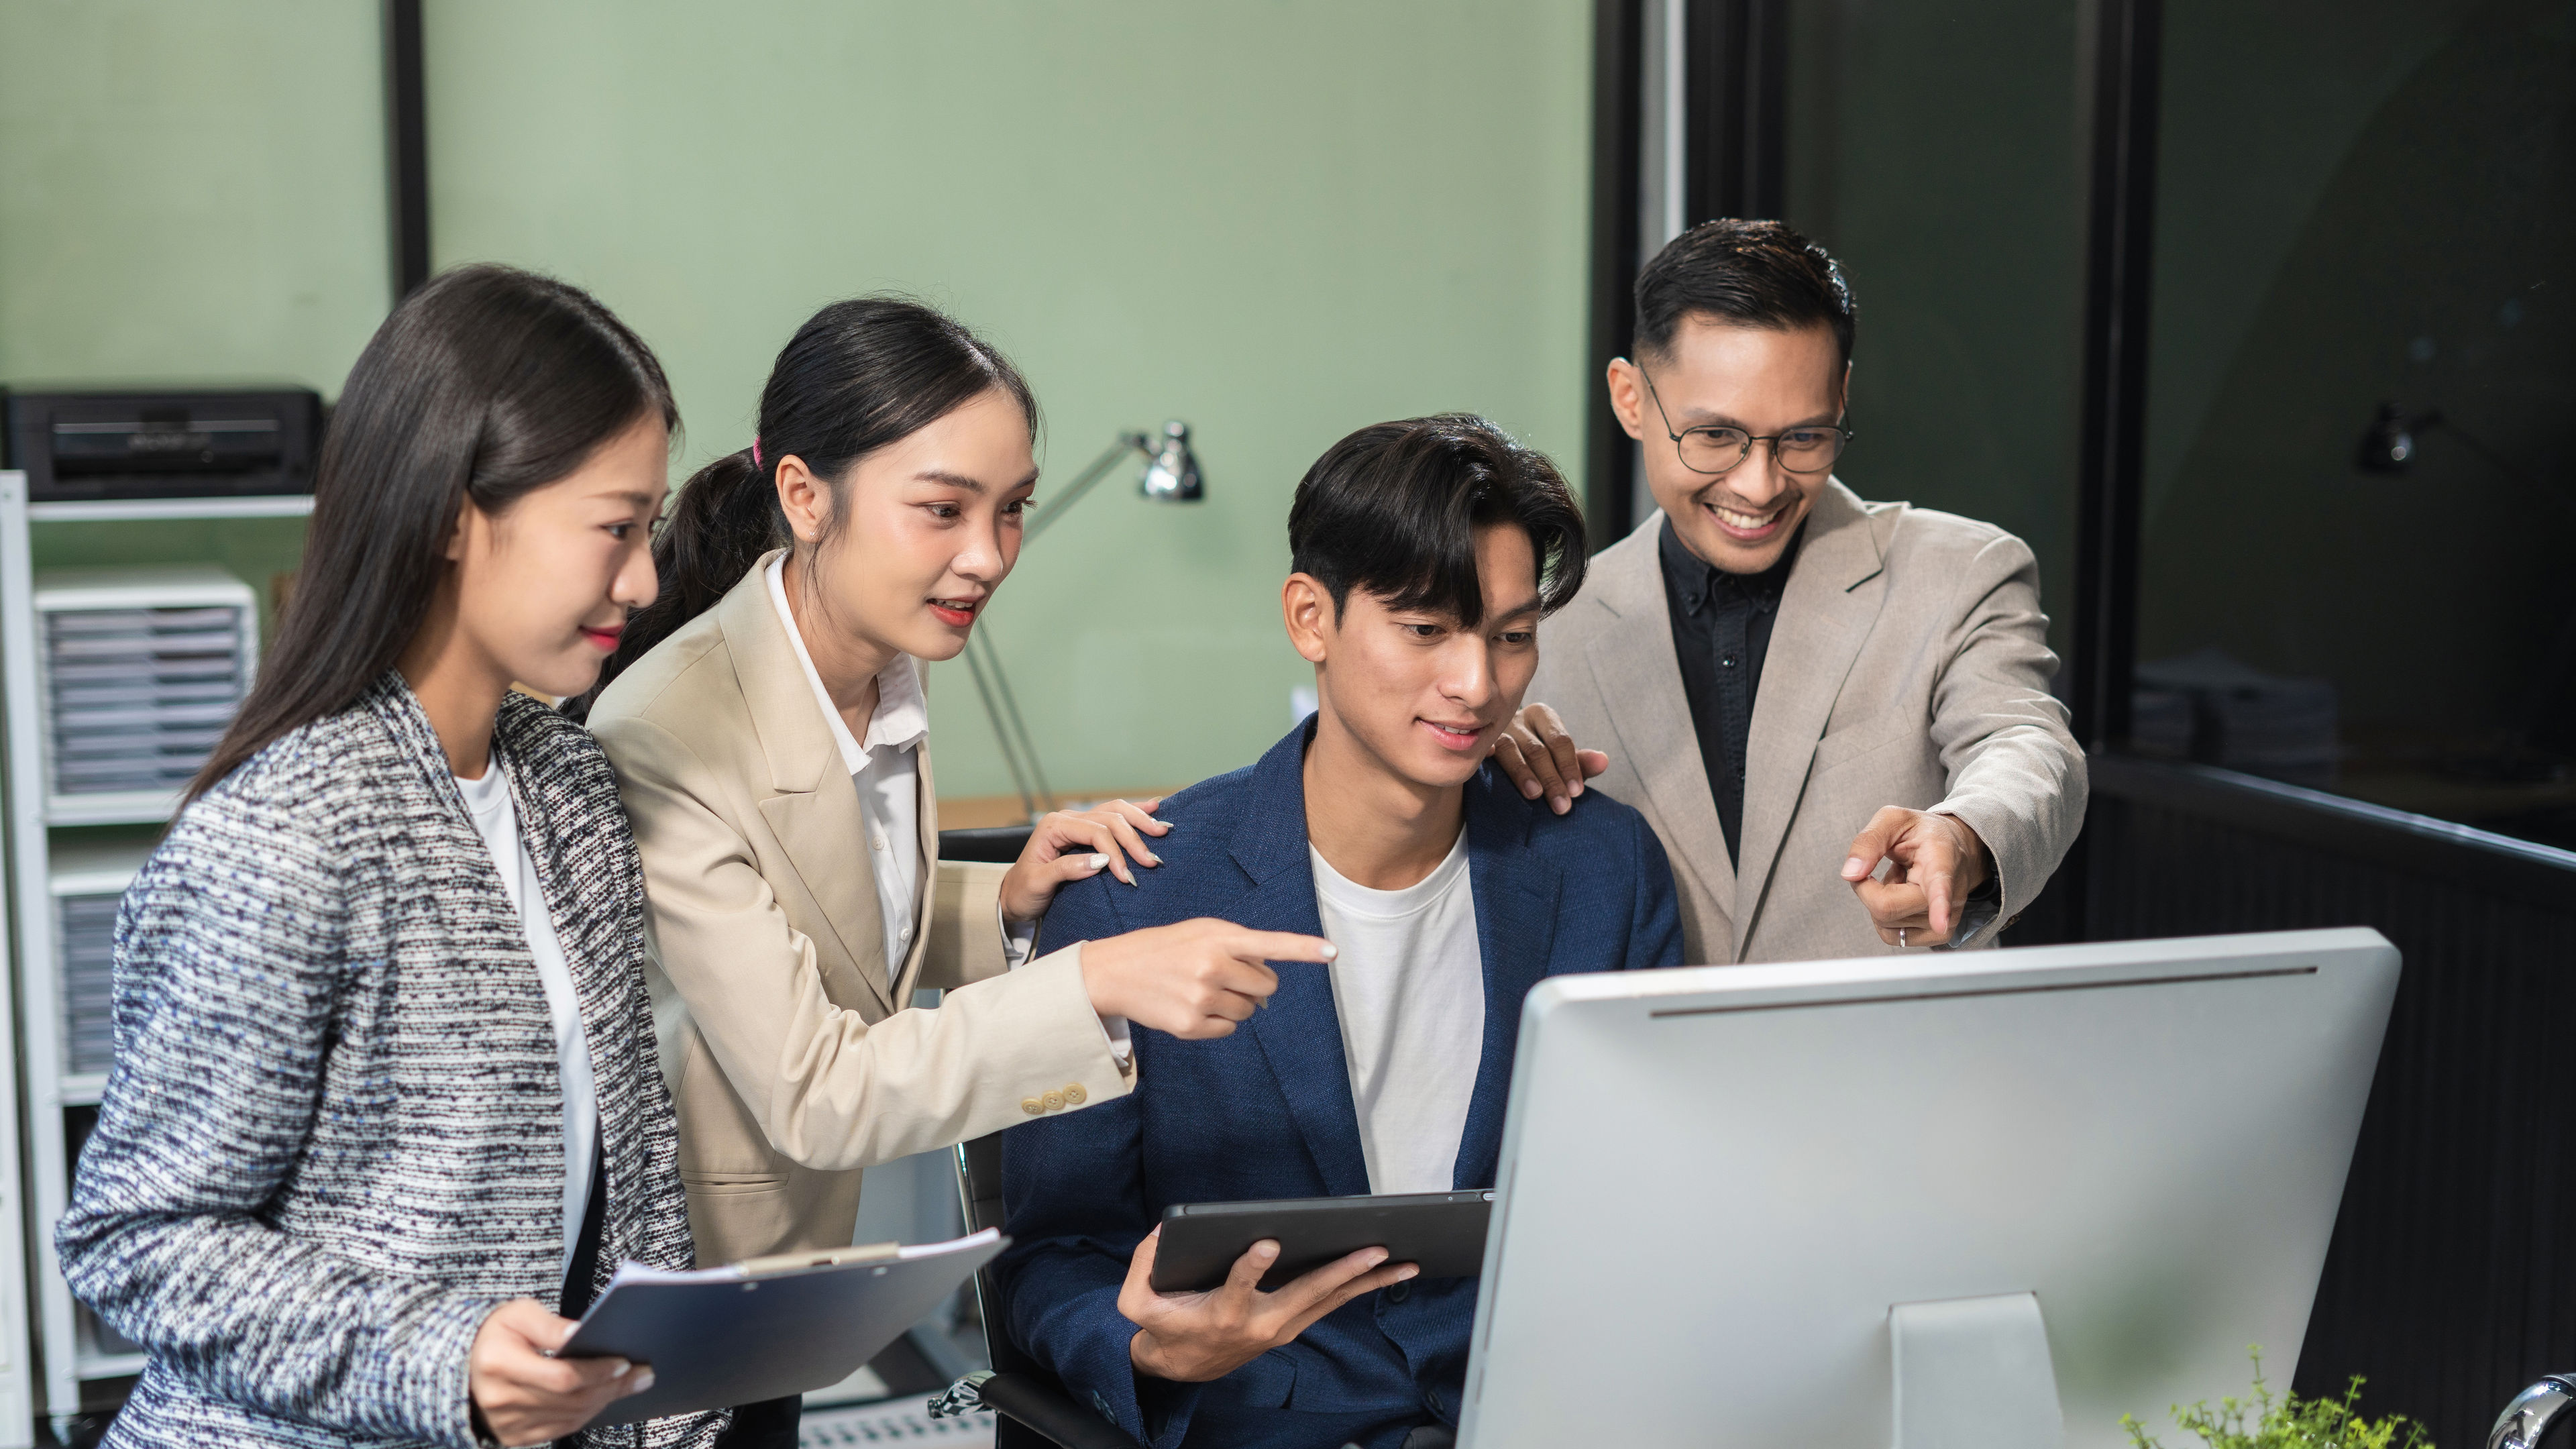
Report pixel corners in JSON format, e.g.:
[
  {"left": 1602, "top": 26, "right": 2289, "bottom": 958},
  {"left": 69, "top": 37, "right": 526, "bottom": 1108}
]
[{"left": 997, "top": 413, "right": 1685, "bottom": 1449}]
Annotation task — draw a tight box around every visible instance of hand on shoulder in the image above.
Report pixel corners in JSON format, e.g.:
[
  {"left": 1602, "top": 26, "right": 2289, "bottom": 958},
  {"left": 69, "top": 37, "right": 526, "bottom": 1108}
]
[
  {"left": 999, "top": 797, "right": 1170, "bottom": 924},
  {"left": 1491, "top": 702, "right": 1609, "bottom": 816}
]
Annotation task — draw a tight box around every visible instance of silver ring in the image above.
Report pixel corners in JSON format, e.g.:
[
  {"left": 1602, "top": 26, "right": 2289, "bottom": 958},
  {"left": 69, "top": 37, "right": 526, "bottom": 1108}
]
[{"left": 1898, "top": 928, "right": 1908, "bottom": 947}]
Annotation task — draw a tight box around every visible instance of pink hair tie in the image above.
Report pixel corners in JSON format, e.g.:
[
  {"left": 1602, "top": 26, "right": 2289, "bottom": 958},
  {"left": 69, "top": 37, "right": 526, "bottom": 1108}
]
[{"left": 751, "top": 437, "right": 763, "bottom": 468}]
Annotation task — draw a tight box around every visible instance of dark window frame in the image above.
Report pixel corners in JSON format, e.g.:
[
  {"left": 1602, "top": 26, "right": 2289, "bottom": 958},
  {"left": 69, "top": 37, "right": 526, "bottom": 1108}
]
[
  {"left": 383, "top": 0, "right": 431, "bottom": 299},
  {"left": 1585, "top": 0, "right": 1648, "bottom": 543}
]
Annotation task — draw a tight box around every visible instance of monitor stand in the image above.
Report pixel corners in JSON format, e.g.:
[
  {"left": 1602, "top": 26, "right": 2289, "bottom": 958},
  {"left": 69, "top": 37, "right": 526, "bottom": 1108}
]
[{"left": 1890, "top": 1291, "right": 2065, "bottom": 1449}]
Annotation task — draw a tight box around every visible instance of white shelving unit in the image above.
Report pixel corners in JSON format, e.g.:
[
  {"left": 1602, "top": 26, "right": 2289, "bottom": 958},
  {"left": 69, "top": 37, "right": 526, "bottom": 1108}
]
[{"left": 0, "top": 470, "right": 309, "bottom": 1439}]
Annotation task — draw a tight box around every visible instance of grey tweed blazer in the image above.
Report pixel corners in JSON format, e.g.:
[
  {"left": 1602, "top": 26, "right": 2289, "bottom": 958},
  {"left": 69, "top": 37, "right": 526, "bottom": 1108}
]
[{"left": 58, "top": 675, "right": 723, "bottom": 1449}]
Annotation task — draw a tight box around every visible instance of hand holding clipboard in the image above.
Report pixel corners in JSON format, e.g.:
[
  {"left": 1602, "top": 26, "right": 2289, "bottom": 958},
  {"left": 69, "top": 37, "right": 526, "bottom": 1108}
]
[{"left": 557, "top": 1227, "right": 1006, "bottom": 1428}]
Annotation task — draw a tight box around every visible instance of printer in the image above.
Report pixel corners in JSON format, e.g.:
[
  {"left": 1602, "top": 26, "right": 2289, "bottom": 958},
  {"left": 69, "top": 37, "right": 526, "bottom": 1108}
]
[{"left": 3, "top": 388, "right": 321, "bottom": 502}]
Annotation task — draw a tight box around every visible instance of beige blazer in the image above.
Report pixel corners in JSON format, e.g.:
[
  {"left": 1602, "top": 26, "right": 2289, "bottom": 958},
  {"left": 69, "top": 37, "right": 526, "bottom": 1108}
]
[
  {"left": 588, "top": 555, "right": 1132, "bottom": 1265},
  {"left": 1529, "top": 481, "right": 2087, "bottom": 965}
]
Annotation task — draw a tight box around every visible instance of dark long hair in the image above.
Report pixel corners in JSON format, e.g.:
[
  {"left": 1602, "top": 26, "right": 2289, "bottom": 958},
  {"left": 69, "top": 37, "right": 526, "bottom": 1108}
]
[
  {"left": 571, "top": 296, "right": 1034, "bottom": 716},
  {"left": 188, "top": 264, "right": 676, "bottom": 800}
]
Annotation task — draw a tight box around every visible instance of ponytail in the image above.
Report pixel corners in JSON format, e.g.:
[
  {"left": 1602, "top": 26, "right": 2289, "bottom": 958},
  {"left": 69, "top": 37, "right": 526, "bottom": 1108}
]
[{"left": 569, "top": 295, "right": 1034, "bottom": 721}]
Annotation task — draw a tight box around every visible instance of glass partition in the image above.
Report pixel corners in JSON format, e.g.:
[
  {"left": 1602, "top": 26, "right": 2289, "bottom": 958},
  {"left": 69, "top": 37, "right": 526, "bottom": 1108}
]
[
  {"left": 2133, "top": 0, "right": 2576, "bottom": 849},
  {"left": 1783, "top": 0, "right": 2090, "bottom": 659}
]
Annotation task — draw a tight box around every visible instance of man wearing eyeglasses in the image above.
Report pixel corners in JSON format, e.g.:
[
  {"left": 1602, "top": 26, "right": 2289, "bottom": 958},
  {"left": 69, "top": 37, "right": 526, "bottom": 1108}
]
[{"left": 1494, "top": 218, "right": 2086, "bottom": 964}]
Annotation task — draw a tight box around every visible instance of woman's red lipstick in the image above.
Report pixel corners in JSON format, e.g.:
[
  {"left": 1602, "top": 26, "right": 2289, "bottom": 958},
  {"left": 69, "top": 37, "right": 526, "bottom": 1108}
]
[
  {"left": 580, "top": 624, "right": 623, "bottom": 651},
  {"left": 928, "top": 598, "right": 981, "bottom": 628}
]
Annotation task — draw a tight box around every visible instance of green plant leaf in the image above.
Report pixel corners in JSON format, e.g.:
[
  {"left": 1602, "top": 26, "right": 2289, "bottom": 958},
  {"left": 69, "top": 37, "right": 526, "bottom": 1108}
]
[{"left": 2118, "top": 1348, "right": 2433, "bottom": 1448}]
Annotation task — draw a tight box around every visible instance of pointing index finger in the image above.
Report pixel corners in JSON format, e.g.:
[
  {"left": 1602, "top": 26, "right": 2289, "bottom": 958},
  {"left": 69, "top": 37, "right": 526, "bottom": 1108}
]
[
  {"left": 1236, "top": 930, "right": 1338, "bottom": 965},
  {"left": 1841, "top": 807, "right": 1908, "bottom": 882}
]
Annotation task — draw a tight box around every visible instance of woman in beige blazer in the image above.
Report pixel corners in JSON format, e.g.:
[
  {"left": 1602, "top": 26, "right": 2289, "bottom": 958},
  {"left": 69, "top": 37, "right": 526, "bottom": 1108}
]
[{"left": 580, "top": 299, "right": 1332, "bottom": 1448}]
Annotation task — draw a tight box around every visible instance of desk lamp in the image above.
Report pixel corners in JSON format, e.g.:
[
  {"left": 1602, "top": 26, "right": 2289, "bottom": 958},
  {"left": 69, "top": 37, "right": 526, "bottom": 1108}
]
[{"left": 962, "top": 421, "right": 1203, "bottom": 820}]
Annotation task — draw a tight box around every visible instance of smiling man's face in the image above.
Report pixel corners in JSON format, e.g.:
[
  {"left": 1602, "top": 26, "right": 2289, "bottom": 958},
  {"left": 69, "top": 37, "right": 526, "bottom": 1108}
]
[
  {"left": 1292, "top": 522, "right": 1544, "bottom": 795},
  {"left": 1613, "top": 315, "right": 1847, "bottom": 575}
]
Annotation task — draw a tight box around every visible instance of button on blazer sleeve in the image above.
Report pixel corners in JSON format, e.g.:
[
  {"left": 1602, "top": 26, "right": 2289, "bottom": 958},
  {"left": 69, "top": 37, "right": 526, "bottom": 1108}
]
[
  {"left": 1925, "top": 532, "right": 2089, "bottom": 944},
  {"left": 598, "top": 712, "right": 1131, "bottom": 1175}
]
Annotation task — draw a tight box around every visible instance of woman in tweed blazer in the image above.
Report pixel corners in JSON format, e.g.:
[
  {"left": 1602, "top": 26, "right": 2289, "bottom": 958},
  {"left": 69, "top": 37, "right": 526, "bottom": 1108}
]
[{"left": 57, "top": 268, "right": 720, "bottom": 1449}]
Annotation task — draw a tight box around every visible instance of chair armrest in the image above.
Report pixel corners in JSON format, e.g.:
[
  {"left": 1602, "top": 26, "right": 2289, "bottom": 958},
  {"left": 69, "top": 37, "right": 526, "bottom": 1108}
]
[{"left": 979, "top": 1371, "right": 1148, "bottom": 1449}]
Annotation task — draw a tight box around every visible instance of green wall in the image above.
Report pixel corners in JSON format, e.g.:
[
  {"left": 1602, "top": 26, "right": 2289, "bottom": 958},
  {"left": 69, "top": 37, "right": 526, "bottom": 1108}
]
[
  {"left": 1782, "top": 0, "right": 2088, "bottom": 663},
  {"left": 0, "top": 1, "right": 390, "bottom": 389},
  {"left": 0, "top": 1, "right": 1593, "bottom": 804},
  {"left": 0, "top": 0, "right": 388, "bottom": 606},
  {"left": 422, "top": 0, "right": 1595, "bottom": 799}
]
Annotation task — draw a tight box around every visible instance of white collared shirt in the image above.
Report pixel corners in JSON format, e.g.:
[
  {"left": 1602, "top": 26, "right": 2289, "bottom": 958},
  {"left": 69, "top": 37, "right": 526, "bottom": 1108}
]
[
  {"left": 768, "top": 555, "right": 927, "bottom": 983},
  {"left": 763, "top": 555, "right": 1054, "bottom": 989}
]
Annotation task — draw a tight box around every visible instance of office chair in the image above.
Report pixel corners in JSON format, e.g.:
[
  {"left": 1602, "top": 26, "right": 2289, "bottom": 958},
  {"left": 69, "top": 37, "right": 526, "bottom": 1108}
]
[
  {"left": 2491, "top": 1374, "right": 2576, "bottom": 1448},
  {"left": 934, "top": 1132, "right": 1146, "bottom": 1449},
  {"left": 936, "top": 824, "right": 1037, "bottom": 863}
]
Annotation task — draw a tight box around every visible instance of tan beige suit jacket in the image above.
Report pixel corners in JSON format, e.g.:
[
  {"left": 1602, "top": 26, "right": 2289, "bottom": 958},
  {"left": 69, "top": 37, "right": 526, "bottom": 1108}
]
[
  {"left": 588, "top": 556, "right": 1132, "bottom": 1265},
  {"left": 1529, "top": 482, "right": 2086, "bottom": 965}
]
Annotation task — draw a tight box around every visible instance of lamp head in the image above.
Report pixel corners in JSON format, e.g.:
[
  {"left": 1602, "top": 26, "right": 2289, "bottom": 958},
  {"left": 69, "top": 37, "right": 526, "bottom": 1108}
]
[
  {"left": 2358, "top": 402, "right": 2441, "bottom": 473},
  {"left": 1139, "top": 419, "right": 1203, "bottom": 502}
]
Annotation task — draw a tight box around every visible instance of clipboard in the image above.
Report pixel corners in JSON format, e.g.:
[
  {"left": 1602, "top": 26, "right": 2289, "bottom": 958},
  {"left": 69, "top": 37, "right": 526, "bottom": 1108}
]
[{"left": 560, "top": 1227, "right": 1008, "bottom": 1427}]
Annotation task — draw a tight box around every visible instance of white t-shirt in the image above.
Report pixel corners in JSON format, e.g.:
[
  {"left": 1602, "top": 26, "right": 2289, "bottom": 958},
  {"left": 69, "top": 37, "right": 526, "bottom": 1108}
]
[
  {"left": 1310, "top": 831, "right": 1485, "bottom": 1195},
  {"left": 456, "top": 763, "right": 598, "bottom": 1275}
]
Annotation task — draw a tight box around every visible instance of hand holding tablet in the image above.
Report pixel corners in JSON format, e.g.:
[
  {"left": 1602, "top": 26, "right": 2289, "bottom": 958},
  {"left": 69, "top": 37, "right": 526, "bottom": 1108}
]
[
  {"left": 1150, "top": 1191, "right": 1495, "bottom": 1292},
  {"left": 1117, "top": 1191, "right": 1494, "bottom": 1384}
]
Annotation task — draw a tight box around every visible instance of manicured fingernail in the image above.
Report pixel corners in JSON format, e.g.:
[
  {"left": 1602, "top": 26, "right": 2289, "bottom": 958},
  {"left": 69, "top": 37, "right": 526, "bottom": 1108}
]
[
  {"left": 631, "top": 1368, "right": 655, "bottom": 1391},
  {"left": 1087, "top": 854, "right": 1108, "bottom": 871},
  {"left": 1258, "top": 996, "right": 1271, "bottom": 1010},
  {"left": 606, "top": 1358, "right": 631, "bottom": 1376},
  {"left": 1842, "top": 857, "right": 1868, "bottom": 879},
  {"left": 1318, "top": 943, "right": 1338, "bottom": 959},
  {"left": 1144, "top": 853, "right": 1163, "bottom": 866}
]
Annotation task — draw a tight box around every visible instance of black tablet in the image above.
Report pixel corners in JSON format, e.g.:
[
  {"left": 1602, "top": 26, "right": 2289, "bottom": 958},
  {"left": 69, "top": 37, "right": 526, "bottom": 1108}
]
[{"left": 1150, "top": 1190, "right": 1495, "bottom": 1293}]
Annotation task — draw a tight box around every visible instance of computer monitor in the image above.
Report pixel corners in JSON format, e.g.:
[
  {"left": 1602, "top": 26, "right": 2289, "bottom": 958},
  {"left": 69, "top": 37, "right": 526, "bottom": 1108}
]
[{"left": 1459, "top": 928, "right": 2398, "bottom": 1449}]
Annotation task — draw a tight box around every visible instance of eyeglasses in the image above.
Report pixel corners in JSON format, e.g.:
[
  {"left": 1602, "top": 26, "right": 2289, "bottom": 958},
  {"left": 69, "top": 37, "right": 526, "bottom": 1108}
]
[{"left": 1638, "top": 366, "right": 1852, "bottom": 476}]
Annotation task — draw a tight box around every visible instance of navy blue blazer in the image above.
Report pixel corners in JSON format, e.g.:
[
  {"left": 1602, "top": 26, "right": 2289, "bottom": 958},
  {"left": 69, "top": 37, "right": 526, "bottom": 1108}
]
[{"left": 998, "top": 721, "right": 1683, "bottom": 1449}]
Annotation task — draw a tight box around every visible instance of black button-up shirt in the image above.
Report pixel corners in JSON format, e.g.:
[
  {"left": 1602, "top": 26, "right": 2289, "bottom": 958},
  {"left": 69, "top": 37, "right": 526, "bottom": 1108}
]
[{"left": 1658, "top": 515, "right": 1805, "bottom": 863}]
